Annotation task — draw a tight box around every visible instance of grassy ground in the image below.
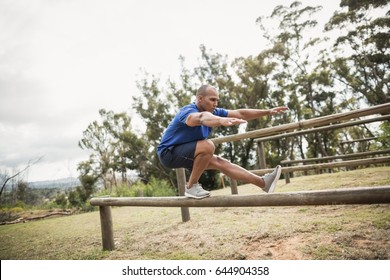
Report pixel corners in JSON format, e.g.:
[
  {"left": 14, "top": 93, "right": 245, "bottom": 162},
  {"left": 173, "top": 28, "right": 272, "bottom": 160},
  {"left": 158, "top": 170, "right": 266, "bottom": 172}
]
[{"left": 0, "top": 166, "right": 389, "bottom": 260}]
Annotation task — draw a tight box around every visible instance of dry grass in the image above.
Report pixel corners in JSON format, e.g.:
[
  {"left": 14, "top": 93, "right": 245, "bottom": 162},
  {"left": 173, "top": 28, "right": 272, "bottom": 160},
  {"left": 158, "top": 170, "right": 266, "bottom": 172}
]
[{"left": 0, "top": 166, "right": 389, "bottom": 260}]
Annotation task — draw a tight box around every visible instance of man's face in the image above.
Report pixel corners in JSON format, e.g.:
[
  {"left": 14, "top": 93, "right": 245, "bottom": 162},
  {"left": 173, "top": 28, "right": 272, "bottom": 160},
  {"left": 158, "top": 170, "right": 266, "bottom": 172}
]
[{"left": 198, "top": 88, "right": 220, "bottom": 112}]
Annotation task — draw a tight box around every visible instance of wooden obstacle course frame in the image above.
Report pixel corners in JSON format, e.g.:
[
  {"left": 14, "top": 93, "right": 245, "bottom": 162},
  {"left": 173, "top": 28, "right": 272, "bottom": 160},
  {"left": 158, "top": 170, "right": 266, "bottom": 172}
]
[
  {"left": 250, "top": 156, "right": 390, "bottom": 175},
  {"left": 90, "top": 186, "right": 390, "bottom": 250},
  {"left": 90, "top": 103, "right": 390, "bottom": 251},
  {"left": 279, "top": 152, "right": 390, "bottom": 183},
  {"left": 280, "top": 150, "right": 390, "bottom": 165},
  {"left": 210, "top": 103, "right": 390, "bottom": 145}
]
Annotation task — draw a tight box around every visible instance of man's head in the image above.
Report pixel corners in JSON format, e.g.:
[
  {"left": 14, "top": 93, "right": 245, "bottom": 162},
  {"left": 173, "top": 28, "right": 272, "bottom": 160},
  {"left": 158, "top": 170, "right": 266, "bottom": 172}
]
[{"left": 195, "top": 85, "right": 220, "bottom": 112}]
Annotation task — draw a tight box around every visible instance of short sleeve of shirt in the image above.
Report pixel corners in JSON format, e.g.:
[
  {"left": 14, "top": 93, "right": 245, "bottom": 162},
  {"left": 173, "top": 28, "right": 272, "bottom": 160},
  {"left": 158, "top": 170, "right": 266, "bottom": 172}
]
[
  {"left": 213, "top": 107, "right": 228, "bottom": 118},
  {"left": 157, "top": 103, "right": 229, "bottom": 153},
  {"left": 176, "top": 104, "right": 228, "bottom": 124},
  {"left": 177, "top": 105, "right": 198, "bottom": 124}
]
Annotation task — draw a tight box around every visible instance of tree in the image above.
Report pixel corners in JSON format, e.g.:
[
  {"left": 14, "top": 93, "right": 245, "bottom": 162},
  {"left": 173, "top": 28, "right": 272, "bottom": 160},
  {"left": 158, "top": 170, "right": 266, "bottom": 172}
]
[
  {"left": 102, "top": 110, "right": 148, "bottom": 183},
  {"left": 132, "top": 74, "right": 178, "bottom": 185},
  {"left": 256, "top": 1, "right": 340, "bottom": 159},
  {"left": 79, "top": 109, "right": 146, "bottom": 189},
  {"left": 15, "top": 181, "right": 28, "bottom": 203},
  {"left": 379, "top": 122, "right": 390, "bottom": 148},
  {"left": 79, "top": 111, "right": 114, "bottom": 189},
  {"left": 325, "top": 0, "right": 390, "bottom": 106},
  {"left": 77, "top": 159, "right": 99, "bottom": 199},
  {"left": 0, "top": 156, "right": 42, "bottom": 199},
  {"left": 233, "top": 51, "right": 292, "bottom": 167}
]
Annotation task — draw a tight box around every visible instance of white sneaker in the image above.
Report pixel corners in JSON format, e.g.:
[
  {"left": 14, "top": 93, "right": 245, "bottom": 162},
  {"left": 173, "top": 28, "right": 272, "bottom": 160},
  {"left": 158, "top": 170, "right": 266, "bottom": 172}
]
[
  {"left": 185, "top": 183, "right": 210, "bottom": 199},
  {"left": 262, "top": 165, "right": 282, "bottom": 193}
]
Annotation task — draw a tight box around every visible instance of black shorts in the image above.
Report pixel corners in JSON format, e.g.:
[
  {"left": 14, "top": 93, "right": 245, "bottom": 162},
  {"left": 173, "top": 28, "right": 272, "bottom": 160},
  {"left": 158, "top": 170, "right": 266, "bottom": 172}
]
[{"left": 157, "top": 141, "right": 197, "bottom": 170}]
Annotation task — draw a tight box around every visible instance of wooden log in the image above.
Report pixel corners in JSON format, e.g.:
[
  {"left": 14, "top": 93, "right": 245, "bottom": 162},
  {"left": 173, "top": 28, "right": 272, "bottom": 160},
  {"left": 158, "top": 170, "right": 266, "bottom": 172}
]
[
  {"left": 0, "top": 210, "right": 73, "bottom": 225},
  {"left": 340, "top": 137, "right": 378, "bottom": 145},
  {"left": 176, "top": 168, "right": 190, "bottom": 222},
  {"left": 281, "top": 150, "right": 390, "bottom": 165},
  {"left": 99, "top": 206, "right": 114, "bottom": 251},
  {"left": 230, "top": 178, "right": 238, "bottom": 195},
  {"left": 254, "top": 115, "right": 390, "bottom": 142},
  {"left": 251, "top": 156, "right": 390, "bottom": 175},
  {"left": 257, "top": 141, "right": 267, "bottom": 169},
  {"left": 210, "top": 103, "right": 390, "bottom": 145},
  {"left": 90, "top": 186, "right": 390, "bottom": 207}
]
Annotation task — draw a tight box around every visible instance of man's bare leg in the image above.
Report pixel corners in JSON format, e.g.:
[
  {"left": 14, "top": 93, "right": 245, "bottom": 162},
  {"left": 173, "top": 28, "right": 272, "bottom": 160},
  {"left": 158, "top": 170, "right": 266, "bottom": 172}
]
[
  {"left": 187, "top": 139, "right": 215, "bottom": 188},
  {"left": 206, "top": 155, "right": 266, "bottom": 189},
  {"left": 187, "top": 139, "right": 267, "bottom": 189}
]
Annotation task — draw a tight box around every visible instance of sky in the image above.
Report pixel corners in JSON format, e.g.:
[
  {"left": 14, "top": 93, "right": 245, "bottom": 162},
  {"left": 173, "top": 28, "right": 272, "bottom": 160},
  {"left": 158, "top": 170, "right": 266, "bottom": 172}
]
[{"left": 0, "top": 0, "right": 341, "bottom": 182}]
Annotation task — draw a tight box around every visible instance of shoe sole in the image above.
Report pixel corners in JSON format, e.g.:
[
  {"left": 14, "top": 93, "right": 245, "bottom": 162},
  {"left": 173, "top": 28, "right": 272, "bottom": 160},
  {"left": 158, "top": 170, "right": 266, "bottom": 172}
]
[
  {"left": 267, "top": 165, "right": 282, "bottom": 193},
  {"left": 185, "top": 192, "right": 211, "bottom": 199}
]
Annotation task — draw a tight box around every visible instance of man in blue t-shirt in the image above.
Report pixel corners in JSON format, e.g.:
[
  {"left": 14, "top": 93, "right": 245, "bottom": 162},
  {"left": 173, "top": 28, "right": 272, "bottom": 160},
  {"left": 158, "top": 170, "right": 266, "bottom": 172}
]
[{"left": 157, "top": 85, "right": 289, "bottom": 199}]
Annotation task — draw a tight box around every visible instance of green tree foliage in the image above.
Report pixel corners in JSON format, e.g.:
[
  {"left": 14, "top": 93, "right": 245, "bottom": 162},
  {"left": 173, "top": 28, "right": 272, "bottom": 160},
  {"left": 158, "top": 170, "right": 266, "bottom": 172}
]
[
  {"left": 79, "top": 109, "right": 147, "bottom": 190},
  {"left": 132, "top": 75, "right": 178, "bottom": 186},
  {"left": 325, "top": 0, "right": 390, "bottom": 106},
  {"left": 378, "top": 122, "right": 390, "bottom": 149},
  {"left": 54, "top": 193, "right": 67, "bottom": 208},
  {"left": 77, "top": 160, "right": 99, "bottom": 199},
  {"left": 256, "top": 1, "right": 340, "bottom": 159}
]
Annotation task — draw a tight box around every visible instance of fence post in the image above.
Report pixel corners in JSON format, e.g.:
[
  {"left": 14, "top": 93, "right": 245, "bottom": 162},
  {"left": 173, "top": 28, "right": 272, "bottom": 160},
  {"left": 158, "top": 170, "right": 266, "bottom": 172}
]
[
  {"left": 257, "top": 141, "right": 267, "bottom": 169},
  {"left": 229, "top": 178, "right": 238, "bottom": 195},
  {"left": 176, "top": 168, "right": 190, "bottom": 222},
  {"left": 284, "top": 169, "right": 291, "bottom": 184},
  {"left": 99, "top": 206, "right": 115, "bottom": 251}
]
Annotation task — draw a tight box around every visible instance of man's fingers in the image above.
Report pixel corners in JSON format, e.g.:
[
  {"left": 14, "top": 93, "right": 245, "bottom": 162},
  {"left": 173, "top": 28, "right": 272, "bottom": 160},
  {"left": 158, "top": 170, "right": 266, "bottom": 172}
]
[
  {"left": 270, "top": 107, "right": 289, "bottom": 114},
  {"left": 233, "top": 118, "right": 247, "bottom": 124},
  {"left": 224, "top": 118, "right": 247, "bottom": 126}
]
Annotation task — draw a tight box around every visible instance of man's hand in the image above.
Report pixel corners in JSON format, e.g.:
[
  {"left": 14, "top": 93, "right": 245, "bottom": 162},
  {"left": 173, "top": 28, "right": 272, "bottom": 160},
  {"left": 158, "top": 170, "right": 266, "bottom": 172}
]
[
  {"left": 220, "top": 117, "right": 247, "bottom": 127},
  {"left": 269, "top": 106, "right": 289, "bottom": 115}
]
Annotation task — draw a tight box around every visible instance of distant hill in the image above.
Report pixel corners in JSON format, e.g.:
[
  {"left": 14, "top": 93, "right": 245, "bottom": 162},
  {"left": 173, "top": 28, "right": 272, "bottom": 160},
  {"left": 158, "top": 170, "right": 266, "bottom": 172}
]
[{"left": 29, "top": 177, "right": 80, "bottom": 189}]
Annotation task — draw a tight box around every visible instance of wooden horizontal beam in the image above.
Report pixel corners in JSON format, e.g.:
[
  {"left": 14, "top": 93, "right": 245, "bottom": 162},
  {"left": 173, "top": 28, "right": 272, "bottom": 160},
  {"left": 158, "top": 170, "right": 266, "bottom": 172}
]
[
  {"left": 90, "top": 186, "right": 390, "bottom": 208},
  {"left": 340, "top": 137, "right": 378, "bottom": 144},
  {"left": 252, "top": 156, "right": 390, "bottom": 175},
  {"left": 280, "top": 150, "right": 390, "bottom": 165},
  {"left": 254, "top": 115, "right": 390, "bottom": 142},
  {"left": 210, "top": 103, "right": 390, "bottom": 144}
]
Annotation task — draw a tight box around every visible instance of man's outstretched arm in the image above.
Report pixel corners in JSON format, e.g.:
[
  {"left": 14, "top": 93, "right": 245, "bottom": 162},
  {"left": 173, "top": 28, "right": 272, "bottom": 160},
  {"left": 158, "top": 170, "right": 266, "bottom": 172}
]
[
  {"left": 228, "top": 106, "right": 289, "bottom": 121},
  {"left": 186, "top": 112, "right": 247, "bottom": 127}
]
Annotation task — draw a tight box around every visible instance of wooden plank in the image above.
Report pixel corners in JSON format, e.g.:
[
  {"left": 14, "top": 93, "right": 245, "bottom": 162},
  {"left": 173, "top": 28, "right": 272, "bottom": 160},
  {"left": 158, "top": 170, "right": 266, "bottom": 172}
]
[
  {"left": 99, "top": 206, "right": 114, "bottom": 251},
  {"left": 280, "top": 150, "right": 390, "bottom": 165},
  {"left": 254, "top": 115, "right": 390, "bottom": 142},
  {"left": 210, "top": 103, "right": 390, "bottom": 145},
  {"left": 90, "top": 186, "right": 390, "bottom": 207},
  {"left": 176, "top": 168, "right": 190, "bottom": 222},
  {"left": 230, "top": 178, "right": 238, "bottom": 195},
  {"left": 340, "top": 137, "right": 378, "bottom": 145},
  {"left": 251, "top": 156, "right": 390, "bottom": 175},
  {"left": 257, "top": 141, "right": 267, "bottom": 169}
]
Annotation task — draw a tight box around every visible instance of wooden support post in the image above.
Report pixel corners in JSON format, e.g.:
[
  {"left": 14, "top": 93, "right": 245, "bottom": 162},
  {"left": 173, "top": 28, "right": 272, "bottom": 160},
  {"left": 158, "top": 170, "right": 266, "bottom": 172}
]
[
  {"left": 99, "top": 206, "right": 114, "bottom": 251},
  {"left": 230, "top": 178, "right": 238, "bottom": 195},
  {"left": 284, "top": 170, "right": 291, "bottom": 184},
  {"left": 257, "top": 141, "right": 267, "bottom": 169},
  {"left": 176, "top": 168, "right": 190, "bottom": 222}
]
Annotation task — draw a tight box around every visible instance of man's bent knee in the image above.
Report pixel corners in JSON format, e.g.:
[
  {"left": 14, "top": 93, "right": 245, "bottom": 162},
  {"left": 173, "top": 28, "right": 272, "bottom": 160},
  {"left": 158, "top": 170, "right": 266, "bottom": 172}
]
[{"left": 195, "top": 139, "right": 215, "bottom": 155}]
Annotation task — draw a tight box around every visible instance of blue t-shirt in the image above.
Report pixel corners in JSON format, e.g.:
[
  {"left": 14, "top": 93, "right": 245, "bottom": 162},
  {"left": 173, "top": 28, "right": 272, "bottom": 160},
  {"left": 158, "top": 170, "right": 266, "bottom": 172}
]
[{"left": 157, "top": 103, "right": 228, "bottom": 153}]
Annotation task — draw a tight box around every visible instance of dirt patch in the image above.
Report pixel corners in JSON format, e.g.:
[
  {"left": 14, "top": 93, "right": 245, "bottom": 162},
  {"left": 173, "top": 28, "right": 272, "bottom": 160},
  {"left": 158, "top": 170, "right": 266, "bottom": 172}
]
[{"left": 239, "top": 234, "right": 308, "bottom": 260}]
